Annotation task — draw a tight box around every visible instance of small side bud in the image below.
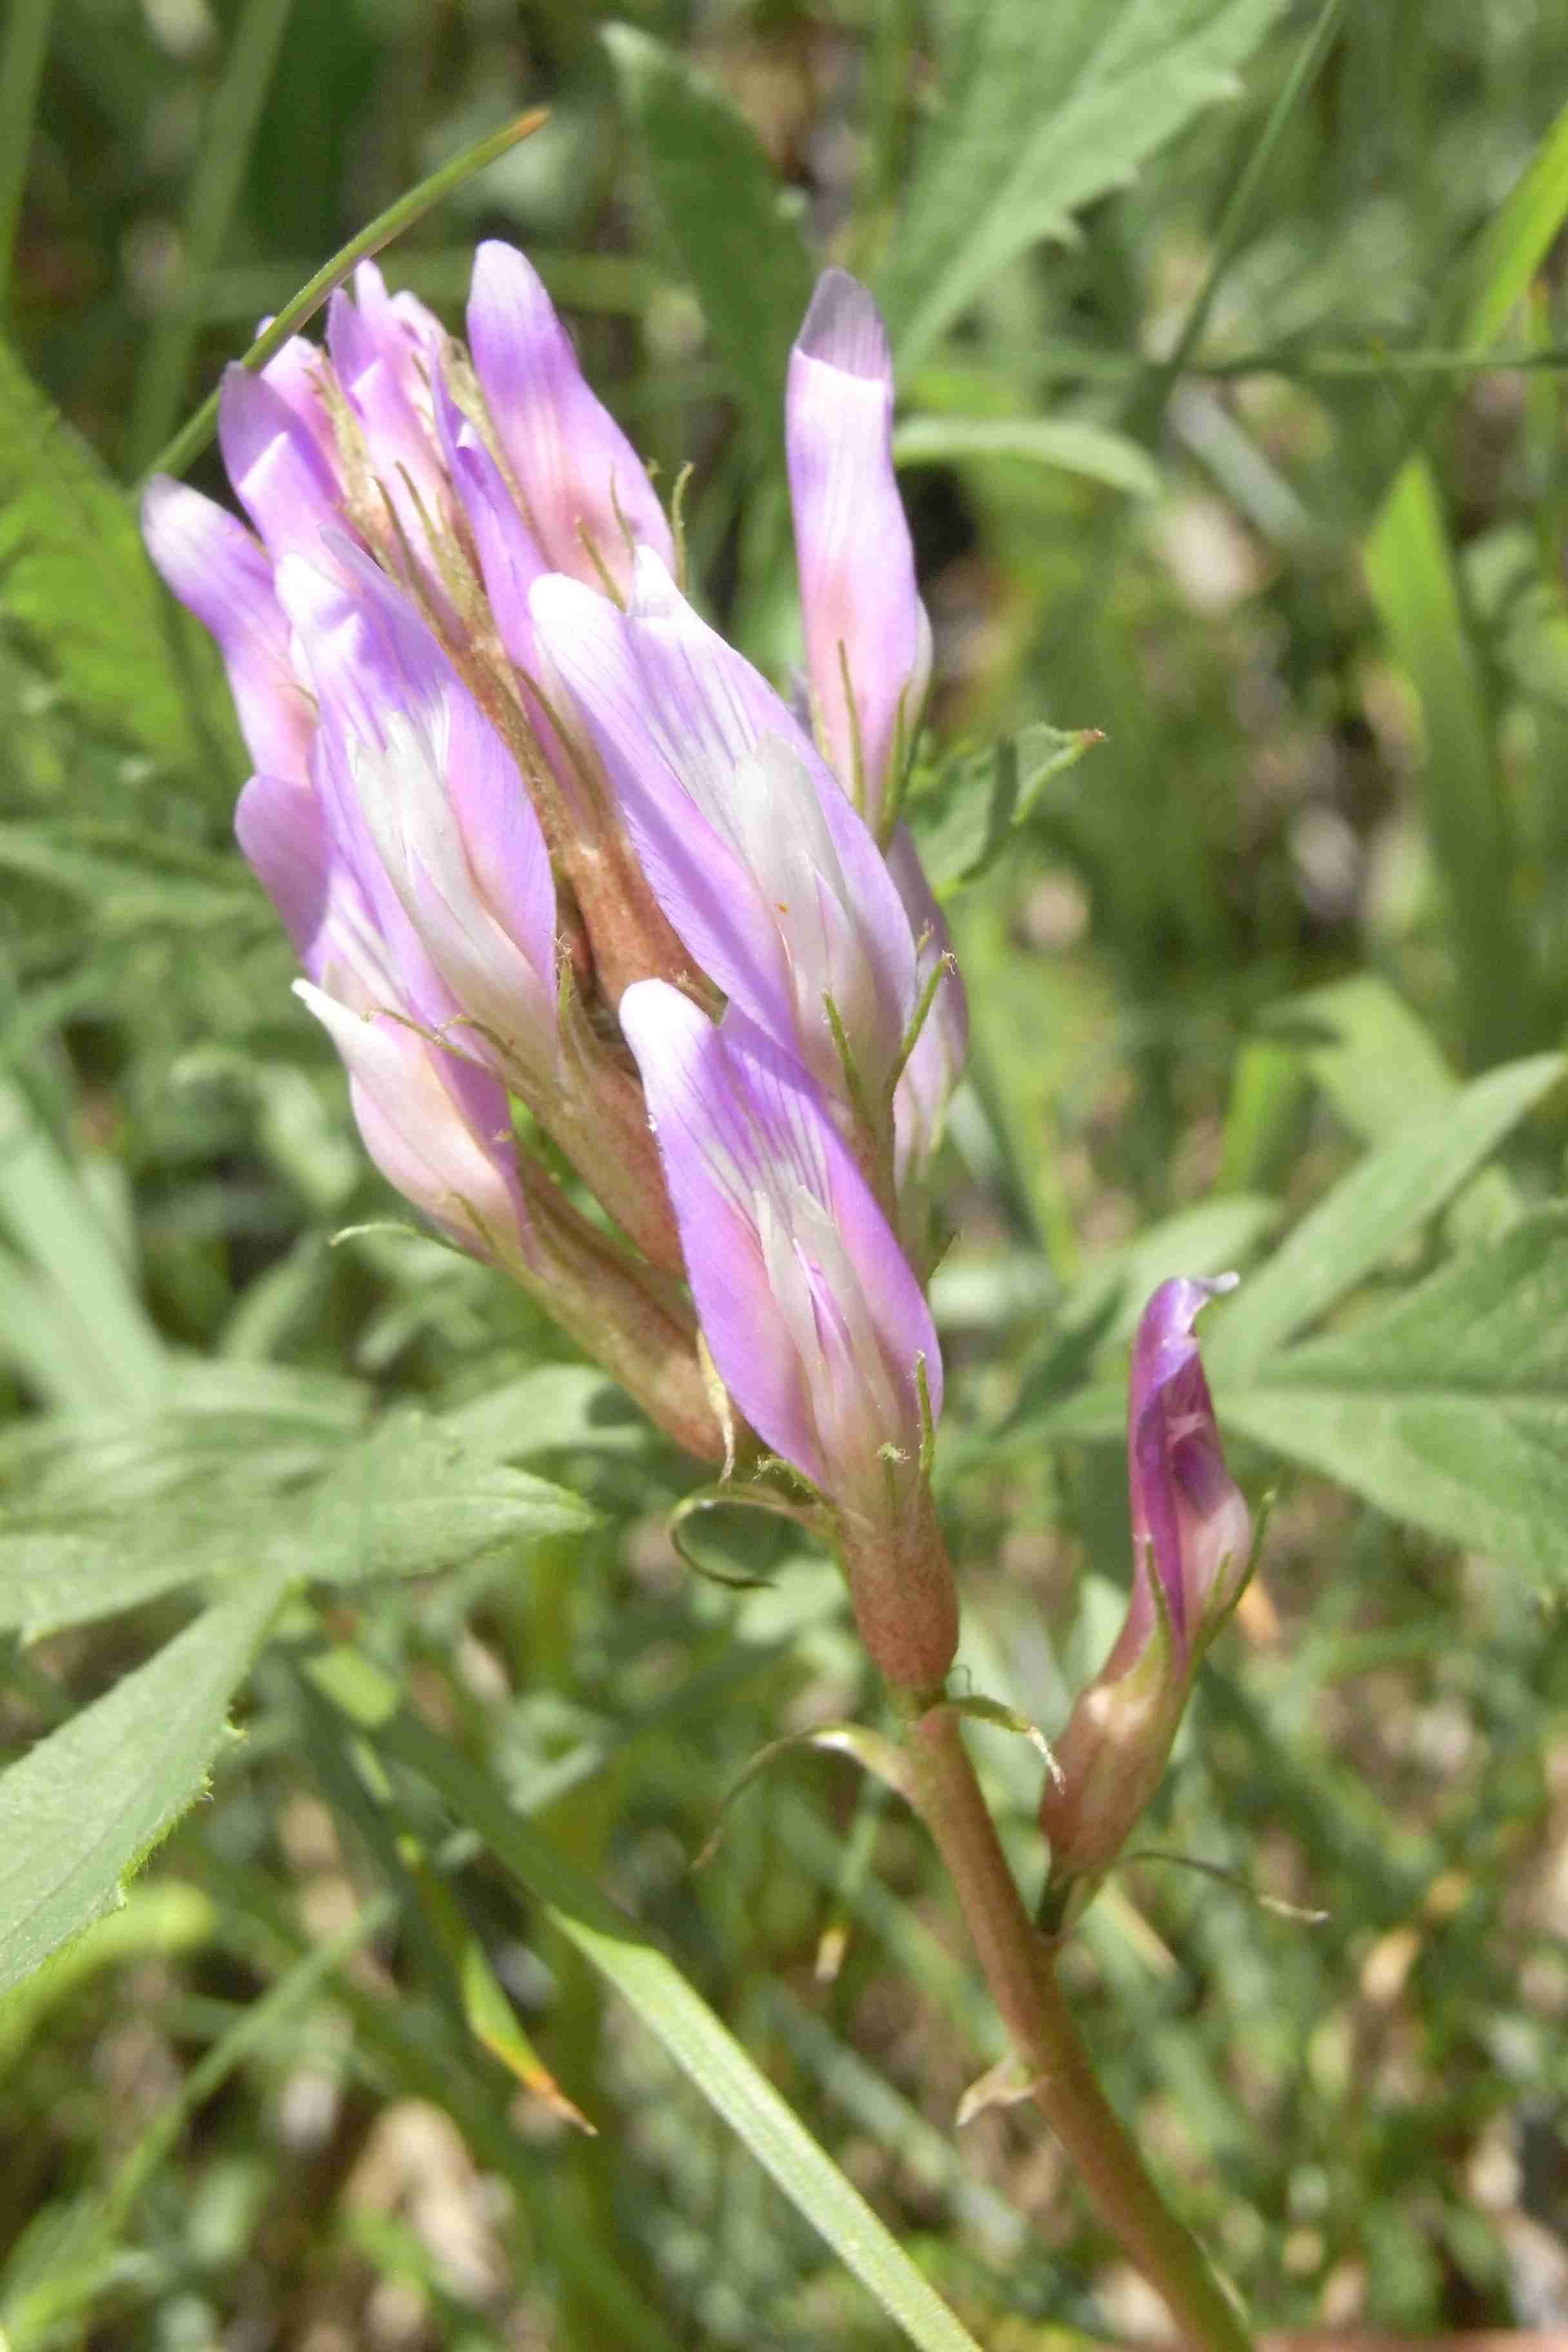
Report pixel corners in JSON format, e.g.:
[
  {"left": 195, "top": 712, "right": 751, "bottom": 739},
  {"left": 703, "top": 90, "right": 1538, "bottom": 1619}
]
[{"left": 1038, "top": 1277, "right": 1252, "bottom": 1919}]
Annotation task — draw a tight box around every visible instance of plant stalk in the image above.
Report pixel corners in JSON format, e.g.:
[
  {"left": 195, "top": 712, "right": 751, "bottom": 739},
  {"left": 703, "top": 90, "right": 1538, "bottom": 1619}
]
[{"left": 907, "top": 1702, "right": 1253, "bottom": 2351}]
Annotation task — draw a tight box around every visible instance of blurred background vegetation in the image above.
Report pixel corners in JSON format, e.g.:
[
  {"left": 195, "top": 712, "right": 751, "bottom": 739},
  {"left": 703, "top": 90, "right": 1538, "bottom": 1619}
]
[{"left": 3, "top": 0, "right": 1568, "bottom": 2346}]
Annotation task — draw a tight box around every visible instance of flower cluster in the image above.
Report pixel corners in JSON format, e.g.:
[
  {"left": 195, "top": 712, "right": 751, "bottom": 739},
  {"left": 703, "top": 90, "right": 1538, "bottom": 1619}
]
[{"left": 145, "top": 244, "right": 966, "bottom": 1692}]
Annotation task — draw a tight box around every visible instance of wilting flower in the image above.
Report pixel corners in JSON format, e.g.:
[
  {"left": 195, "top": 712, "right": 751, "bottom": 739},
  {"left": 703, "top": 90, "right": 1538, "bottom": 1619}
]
[
  {"left": 142, "top": 240, "right": 965, "bottom": 1538},
  {"left": 787, "top": 270, "right": 931, "bottom": 834},
  {"left": 1038, "top": 1277, "right": 1253, "bottom": 1921},
  {"left": 621, "top": 982, "right": 957, "bottom": 1691}
]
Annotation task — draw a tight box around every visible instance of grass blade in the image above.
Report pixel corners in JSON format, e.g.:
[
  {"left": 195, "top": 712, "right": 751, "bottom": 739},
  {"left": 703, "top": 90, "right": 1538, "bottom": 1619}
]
[
  {"left": 140, "top": 108, "right": 547, "bottom": 486},
  {"left": 377, "top": 1705, "right": 989, "bottom": 2352}
]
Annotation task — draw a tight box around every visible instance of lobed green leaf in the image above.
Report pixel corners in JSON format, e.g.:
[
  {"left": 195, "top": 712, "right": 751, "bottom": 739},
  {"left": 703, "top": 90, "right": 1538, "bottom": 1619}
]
[
  {"left": 878, "top": 0, "right": 1288, "bottom": 367},
  {"left": 1224, "top": 1206, "right": 1568, "bottom": 1589}
]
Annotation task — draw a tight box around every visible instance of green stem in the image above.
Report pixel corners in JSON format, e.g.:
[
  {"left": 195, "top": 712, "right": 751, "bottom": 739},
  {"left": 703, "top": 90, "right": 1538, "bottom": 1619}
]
[{"left": 907, "top": 1703, "right": 1253, "bottom": 2352}]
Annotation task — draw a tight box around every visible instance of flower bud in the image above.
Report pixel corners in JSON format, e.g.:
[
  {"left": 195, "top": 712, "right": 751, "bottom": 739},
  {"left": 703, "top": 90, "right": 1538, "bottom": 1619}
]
[
  {"left": 620, "top": 981, "right": 957, "bottom": 1691},
  {"left": 1038, "top": 1277, "right": 1252, "bottom": 1921},
  {"left": 786, "top": 271, "right": 931, "bottom": 834}
]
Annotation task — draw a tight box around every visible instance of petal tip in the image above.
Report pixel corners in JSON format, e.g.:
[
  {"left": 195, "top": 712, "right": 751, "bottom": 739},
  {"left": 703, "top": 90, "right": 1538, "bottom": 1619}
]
[{"left": 796, "top": 269, "right": 890, "bottom": 380}]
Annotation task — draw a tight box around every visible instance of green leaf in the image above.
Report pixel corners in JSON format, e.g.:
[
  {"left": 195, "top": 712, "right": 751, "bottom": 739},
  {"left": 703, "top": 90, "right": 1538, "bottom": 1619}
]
[
  {"left": 0, "top": 1408, "right": 593, "bottom": 1637},
  {"left": 0, "top": 1079, "right": 168, "bottom": 1410},
  {"left": 604, "top": 25, "right": 813, "bottom": 459},
  {"left": 1253, "top": 974, "right": 1456, "bottom": 1144},
  {"left": 0, "top": 1570, "right": 291, "bottom": 1997},
  {"left": 1222, "top": 1207, "right": 1568, "bottom": 1588},
  {"left": 879, "top": 0, "right": 1288, "bottom": 367},
  {"left": 438, "top": 1364, "right": 651, "bottom": 1460},
  {"left": 893, "top": 413, "right": 1160, "bottom": 498},
  {"left": 0, "top": 1522, "right": 206, "bottom": 1643},
  {"left": 1454, "top": 90, "right": 1568, "bottom": 356},
  {"left": 302, "top": 1411, "right": 596, "bottom": 1582},
  {"left": 1204, "top": 1052, "right": 1564, "bottom": 1380},
  {"left": 1363, "top": 459, "right": 1527, "bottom": 1068},
  {"left": 1065, "top": 1193, "right": 1281, "bottom": 1346},
  {"left": 0, "top": 335, "right": 228, "bottom": 785},
  {"left": 905, "top": 723, "right": 1101, "bottom": 897},
  {"left": 381, "top": 1710, "right": 989, "bottom": 2352}
]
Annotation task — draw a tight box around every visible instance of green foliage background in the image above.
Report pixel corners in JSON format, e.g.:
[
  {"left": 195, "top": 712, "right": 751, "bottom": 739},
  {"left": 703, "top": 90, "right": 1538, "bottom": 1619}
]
[{"left": 3, "top": 1, "right": 1568, "bottom": 2344}]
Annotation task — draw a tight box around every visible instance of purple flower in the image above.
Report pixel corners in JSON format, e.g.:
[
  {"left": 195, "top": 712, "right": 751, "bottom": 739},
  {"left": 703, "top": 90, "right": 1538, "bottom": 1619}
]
[
  {"left": 139, "top": 235, "right": 972, "bottom": 1492},
  {"left": 141, "top": 476, "right": 312, "bottom": 786},
  {"left": 300, "top": 977, "right": 538, "bottom": 1277},
  {"left": 232, "top": 749, "right": 538, "bottom": 1277},
  {"left": 787, "top": 271, "right": 931, "bottom": 834},
  {"left": 531, "top": 551, "right": 918, "bottom": 1126},
  {"left": 467, "top": 240, "right": 672, "bottom": 596},
  {"left": 1039, "top": 1277, "right": 1253, "bottom": 1914},
  {"left": 273, "top": 541, "right": 560, "bottom": 1100},
  {"left": 621, "top": 981, "right": 956, "bottom": 1687}
]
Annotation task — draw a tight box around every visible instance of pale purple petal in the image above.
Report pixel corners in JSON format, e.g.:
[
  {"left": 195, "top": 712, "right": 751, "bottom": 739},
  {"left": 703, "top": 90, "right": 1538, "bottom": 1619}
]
[
  {"left": 433, "top": 368, "right": 548, "bottom": 672},
  {"left": 235, "top": 773, "right": 332, "bottom": 975},
  {"left": 620, "top": 983, "right": 940, "bottom": 1507},
  {"left": 344, "top": 259, "right": 446, "bottom": 419},
  {"left": 254, "top": 326, "right": 340, "bottom": 472},
  {"left": 1126, "top": 1276, "right": 1250, "bottom": 1663},
  {"left": 237, "top": 769, "right": 397, "bottom": 1003},
  {"left": 325, "top": 282, "right": 449, "bottom": 561},
  {"left": 141, "top": 476, "right": 313, "bottom": 783},
  {"left": 467, "top": 240, "right": 672, "bottom": 592},
  {"left": 277, "top": 545, "right": 558, "bottom": 1077},
  {"left": 218, "top": 363, "right": 342, "bottom": 560},
  {"left": 530, "top": 553, "right": 916, "bottom": 1101},
  {"left": 787, "top": 270, "right": 930, "bottom": 828},
  {"left": 297, "top": 977, "right": 535, "bottom": 1271}
]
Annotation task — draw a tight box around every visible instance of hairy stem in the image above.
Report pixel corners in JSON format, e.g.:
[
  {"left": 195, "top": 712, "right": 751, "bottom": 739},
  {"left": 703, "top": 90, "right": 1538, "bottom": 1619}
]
[{"left": 907, "top": 1702, "right": 1253, "bottom": 2351}]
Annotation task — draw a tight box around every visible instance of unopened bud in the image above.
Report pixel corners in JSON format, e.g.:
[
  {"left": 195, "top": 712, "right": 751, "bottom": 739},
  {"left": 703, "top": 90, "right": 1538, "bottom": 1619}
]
[{"left": 1039, "top": 1277, "right": 1252, "bottom": 1923}]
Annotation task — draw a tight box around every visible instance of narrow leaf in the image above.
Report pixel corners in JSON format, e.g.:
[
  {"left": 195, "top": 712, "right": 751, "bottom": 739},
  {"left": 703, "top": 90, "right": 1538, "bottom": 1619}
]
[
  {"left": 893, "top": 414, "right": 1159, "bottom": 497},
  {"left": 381, "top": 1710, "right": 986, "bottom": 2352},
  {"left": 0, "top": 1570, "right": 291, "bottom": 1997},
  {"left": 0, "top": 1079, "right": 168, "bottom": 1409},
  {"left": 1363, "top": 460, "right": 1527, "bottom": 1067},
  {"left": 603, "top": 24, "right": 814, "bottom": 457},
  {"left": 0, "top": 1522, "right": 204, "bottom": 1643},
  {"left": 1223, "top": 1207, "right": 1568, "bottom": 1587},
  {"left": 1206, "top": 1053, "right": 1563, "bottom": 1378},
  {"left": 303, "top": 1411, "right": 595, "bottom": 1582},
  {"left": 1456, "top": 91, "right": 1568, "bottom": 355}
]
